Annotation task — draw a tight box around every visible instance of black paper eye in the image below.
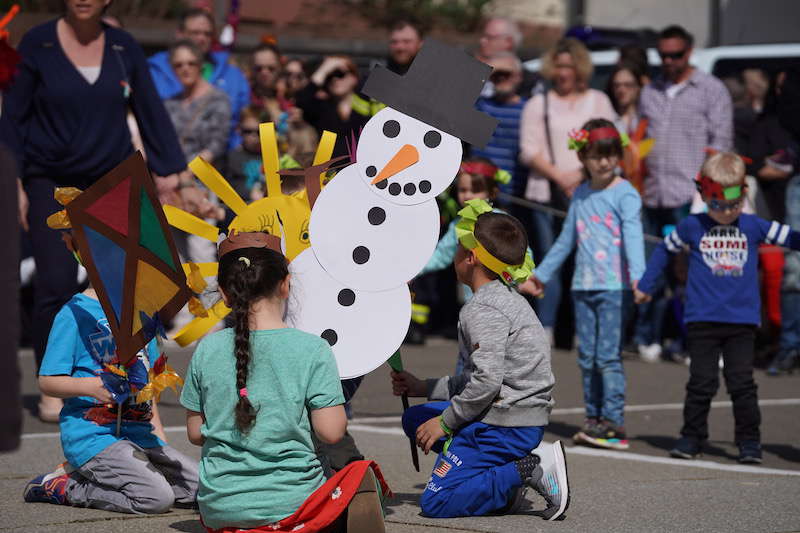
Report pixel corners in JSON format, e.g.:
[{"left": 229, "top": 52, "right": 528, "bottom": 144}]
[
  {"left": 383, "top": 120, "right": 401, "bottom": 138},
  {"left": 423, "top": 130, "right": 441, "bottom": 148}
]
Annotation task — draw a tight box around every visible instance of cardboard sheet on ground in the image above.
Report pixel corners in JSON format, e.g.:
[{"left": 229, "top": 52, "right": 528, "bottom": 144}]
[
  {"left": 65, "top": 152, "right": 191, "bottom": 364},
  {"left": 354, "top": 107, "right": 463, "bottom": 207},
  {"left": 309, "top": 167, "right": 439, "bottom": 291},
  {"left": 287, "top": 249, "right": 411, "bottom": 379}
]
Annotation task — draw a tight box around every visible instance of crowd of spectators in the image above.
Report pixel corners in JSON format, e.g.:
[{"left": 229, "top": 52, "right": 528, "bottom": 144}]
[{"left": 2, "top": 3, "right": 799, "bottom": 427}]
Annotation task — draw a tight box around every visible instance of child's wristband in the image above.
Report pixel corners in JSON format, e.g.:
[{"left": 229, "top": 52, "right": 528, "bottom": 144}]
[{"left": 439, "top": 416, "right": 453, "bottom": 436}]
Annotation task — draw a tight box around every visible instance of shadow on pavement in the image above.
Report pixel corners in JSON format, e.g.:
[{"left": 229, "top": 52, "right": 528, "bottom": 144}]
[
  {"left": 763, "top": 443, "right": 800, "bottom": 463},
  {"left": 22, "top": 393, "right": 39, "bottom": 418},
  {"left": 170, "top": 518, "right": 204, "bottom": 532},
  {"left": 637, "top": 434, "right": 738, "bottom": 461},
  {"left": 543, "top": 419, "right": 581, "bottom": 440}
]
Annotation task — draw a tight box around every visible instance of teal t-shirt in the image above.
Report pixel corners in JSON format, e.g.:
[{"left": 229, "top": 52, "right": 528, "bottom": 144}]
[{"left": 180, "top": 327, "right": 345, "bottom": 529}]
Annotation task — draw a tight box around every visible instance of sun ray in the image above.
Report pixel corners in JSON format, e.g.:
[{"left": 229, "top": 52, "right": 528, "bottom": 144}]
[
  {"left": 260, "top": 122, "right": 282, "bottom": 198},
  {"left": 181, "top": 262, "right": 218, "bottom": 278},
  {"left": 188, "top": 157, "right": 249, "bottom": 215},
  {"left": 163, "top": 205, "right": 220, "bottom": 242},
  {"left": 172, "top": 300, "right": 232, "bottom": 346},
  {"left": 313, "top": 131, "right": 337, "bottom": 189}
]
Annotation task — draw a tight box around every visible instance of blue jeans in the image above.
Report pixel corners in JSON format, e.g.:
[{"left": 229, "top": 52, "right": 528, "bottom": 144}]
[
  {"left": 529, "top": 210, "right": 560, "bottom": 328},
  {"left": 573, "top": 290, "right": 629, "bottom": 427},
  {"left": 780, "top": 292, "right": 800, "bottom": 351},
  {"left": 402, "top": 402, "right": 543, "bottom": 518}
]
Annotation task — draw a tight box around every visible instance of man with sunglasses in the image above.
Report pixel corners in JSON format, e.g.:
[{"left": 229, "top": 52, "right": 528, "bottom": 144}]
[
  {"left": 472, "top": 52, "right": 527, "bottom": 199},
  {"left": 148, "top": 8, "right": 249, "bottom": 150},
  {"left": 635, "top": 25, "right": 733, "bottom": 359}
]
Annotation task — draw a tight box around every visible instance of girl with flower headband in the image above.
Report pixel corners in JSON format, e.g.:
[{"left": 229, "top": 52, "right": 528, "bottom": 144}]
[
  {"left": 180, "top": 234, "right": 388, "bottom": 532},
  {"left": 530, "top": 118, "right": 645, "bottom": 451}
]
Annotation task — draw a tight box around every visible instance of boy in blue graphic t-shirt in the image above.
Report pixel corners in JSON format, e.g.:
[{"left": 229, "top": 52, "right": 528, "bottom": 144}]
[
  {"left": 635, "top": 152, "right": 800, "bottom": 464},
  {"left": 23, "top": 232, "right": 198, "bottom": 513}
]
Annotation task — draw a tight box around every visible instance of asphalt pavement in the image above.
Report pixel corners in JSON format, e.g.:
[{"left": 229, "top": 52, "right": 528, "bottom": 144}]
[{"left": 4, "top": 337, "right": 800, "bottom": 532}]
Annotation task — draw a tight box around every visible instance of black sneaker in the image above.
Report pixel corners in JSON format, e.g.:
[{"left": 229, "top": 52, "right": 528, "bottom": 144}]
[
  {"left": 575, "top": 420, "right": 629, "bottom": 450},
  {"left": 767, "top": 349, "right": 798, "bottom": 376},
  {"left": 737, "top": 440, "right": 762, "bottom": 464},
  {"left": 669, "top": 436, "right": 702, "bottom": 459}
]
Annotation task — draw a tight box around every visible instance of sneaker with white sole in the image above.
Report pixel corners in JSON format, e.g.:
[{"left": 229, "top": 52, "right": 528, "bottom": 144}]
[
  {"left": 638, "top": 343, "right": 662, "bottom": 363},
  {"left": 23, "top": 463, "right": 71, "bottom": 505},
  {"left": 529, "top": 441, "right": 570, "bottom": 521}
]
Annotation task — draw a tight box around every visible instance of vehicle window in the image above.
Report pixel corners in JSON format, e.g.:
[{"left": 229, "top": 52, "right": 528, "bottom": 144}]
[{"left": 712, "top": 57, "right": 799, "bottom": 79}]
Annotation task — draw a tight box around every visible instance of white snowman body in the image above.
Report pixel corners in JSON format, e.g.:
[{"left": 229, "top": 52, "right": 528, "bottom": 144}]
[
  {"left": 309, "top": 165, "right": 440, "bottom": 292},
  {"left": 308, "top": 107, "right": 463, "bottom": 292},
  {"left": 286, "top": 248, "right": 411, "bottom": 379}
]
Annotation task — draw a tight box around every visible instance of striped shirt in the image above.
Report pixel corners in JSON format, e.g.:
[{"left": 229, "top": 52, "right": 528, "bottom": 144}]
[
  {"left": 472, "top": 97, "right": 527, "bottom": 196},
  {"left": 640, "top": 69, "right": 733, "bottom": 209}
]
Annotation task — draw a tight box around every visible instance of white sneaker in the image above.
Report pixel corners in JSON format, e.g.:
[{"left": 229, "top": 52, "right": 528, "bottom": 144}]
[
  {"left": 638, "top": 343, "right": 662, "bottom": 363},
  {"left": 529, "top": 441, "right": 570, "bottom": 520}
]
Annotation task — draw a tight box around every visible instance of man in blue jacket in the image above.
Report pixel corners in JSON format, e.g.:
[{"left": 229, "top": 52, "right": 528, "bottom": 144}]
[{"left": 148, "top": 8, "right": 249, "bottom": 149}]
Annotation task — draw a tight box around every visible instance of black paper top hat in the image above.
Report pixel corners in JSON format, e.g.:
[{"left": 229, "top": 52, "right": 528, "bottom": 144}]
[{"left": 362, "top": 39, "right": 498, "bottom": 148}]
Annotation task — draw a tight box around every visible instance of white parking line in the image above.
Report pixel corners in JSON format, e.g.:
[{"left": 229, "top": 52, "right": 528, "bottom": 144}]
[
  {"left": 353, "top": 398, "right": 800, "bottom": 423},
  {"left": 562, "top": 444, "right": 800, "bottom": 477}
]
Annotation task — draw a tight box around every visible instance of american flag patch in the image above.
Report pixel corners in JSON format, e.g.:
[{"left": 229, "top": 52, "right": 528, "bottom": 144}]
[{"left": 433, "top": 460, "right": 452, "bottom": 478}]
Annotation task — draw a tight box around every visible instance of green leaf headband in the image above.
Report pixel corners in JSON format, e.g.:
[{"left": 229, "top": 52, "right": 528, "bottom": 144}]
[
  {"left": 567, "top": 127, "right": 630, "bottom": 151},
  {"left": 455, "top": 199, "right": 535, "bottom": 285}
]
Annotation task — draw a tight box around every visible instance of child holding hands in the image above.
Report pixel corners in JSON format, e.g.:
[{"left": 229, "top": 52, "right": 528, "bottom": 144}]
[
  {"left": 635, "top": 152, "right": 800, "bottom": 463},
  {"left": 530, "top": 119, "right": 645, "bottom": 450},
  {"left": 180, "top": 232, "right": 388, "bottom": 532},
  {"left": 392, "top": 203, "right": 570, "bottom": 521}
]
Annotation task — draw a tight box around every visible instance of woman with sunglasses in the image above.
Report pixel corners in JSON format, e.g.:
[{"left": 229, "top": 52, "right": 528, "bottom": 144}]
[
  {"left": 0, "top": 0, "right": 186, "bottom": 422},
  {"left": 295, "top": 55, "right": 369, "bottom": 159},
  {"left": 164, "top": 40, "right": 229, "bottom": 276}
]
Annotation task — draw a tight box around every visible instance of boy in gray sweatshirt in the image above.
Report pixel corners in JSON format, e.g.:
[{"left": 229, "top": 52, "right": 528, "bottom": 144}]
[{"left": 391, "top": 201, "right": 570, "bottom": 520}]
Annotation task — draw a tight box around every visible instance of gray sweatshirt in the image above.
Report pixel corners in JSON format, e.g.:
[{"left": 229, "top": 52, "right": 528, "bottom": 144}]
[{"left": 427, "top": 280, "right": 555, "bottom": 430}]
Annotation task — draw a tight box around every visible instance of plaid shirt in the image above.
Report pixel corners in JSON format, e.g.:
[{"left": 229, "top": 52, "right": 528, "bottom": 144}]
[{"left": 640, "top": 69, "right": 733, "bottom": 208}]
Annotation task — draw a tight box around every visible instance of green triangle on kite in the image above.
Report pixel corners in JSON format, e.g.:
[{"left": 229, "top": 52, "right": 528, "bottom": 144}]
[{"left": 139, "top": 189, "right": 176, "bottom": 271}]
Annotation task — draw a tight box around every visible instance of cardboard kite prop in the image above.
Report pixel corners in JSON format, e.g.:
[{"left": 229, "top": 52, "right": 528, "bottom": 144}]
[{"left": 59, "top": 152, "right": 191, "bottom": 365}]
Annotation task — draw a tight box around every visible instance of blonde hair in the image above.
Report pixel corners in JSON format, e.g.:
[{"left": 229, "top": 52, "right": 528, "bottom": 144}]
[
  {"left": 540, "top": 38, "right": 593, "bottom": 88},
  {"left": 701, "top": 152, "right": 746, "bottom": 187}
]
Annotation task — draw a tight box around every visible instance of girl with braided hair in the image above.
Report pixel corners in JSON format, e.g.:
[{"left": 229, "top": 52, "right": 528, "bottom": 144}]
[{"left": 180, "top": 237, "right": 389, "bottom": 532}]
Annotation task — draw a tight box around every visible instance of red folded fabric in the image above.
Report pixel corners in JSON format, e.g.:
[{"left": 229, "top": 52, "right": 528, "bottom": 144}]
[{"left": 204, "top": 460, "right": 391, "bottom": 533}]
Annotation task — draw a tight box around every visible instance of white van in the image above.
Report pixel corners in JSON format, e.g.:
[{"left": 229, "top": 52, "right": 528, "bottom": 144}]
[{"left": 523, "top": 43, "right": 800, "bottom": 89}]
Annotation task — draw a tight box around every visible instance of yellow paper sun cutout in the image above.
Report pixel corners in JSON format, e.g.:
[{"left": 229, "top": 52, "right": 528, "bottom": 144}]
[{"left": 164, "top": 123, "right": 338, "bottom": 346}]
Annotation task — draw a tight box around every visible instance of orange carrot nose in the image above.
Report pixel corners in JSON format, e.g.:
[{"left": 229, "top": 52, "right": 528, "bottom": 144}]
[{"left": 371, "top": 144, "right": 419, "bottom": 184}]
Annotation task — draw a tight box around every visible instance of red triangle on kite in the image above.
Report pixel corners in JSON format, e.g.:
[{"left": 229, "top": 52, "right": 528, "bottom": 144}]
[{"left": 85, "top": 176, "right": 131, "bottom": 237}]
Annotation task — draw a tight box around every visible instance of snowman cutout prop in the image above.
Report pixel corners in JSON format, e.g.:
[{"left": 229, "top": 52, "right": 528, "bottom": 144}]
[{"left": 288, "top": 40, "right": 498, "bottom": 378}]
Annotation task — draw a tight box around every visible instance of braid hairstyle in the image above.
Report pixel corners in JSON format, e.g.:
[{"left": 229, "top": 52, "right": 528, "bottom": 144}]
[{"left": 218, "top": 247, "right": 289, "bottom": 433}]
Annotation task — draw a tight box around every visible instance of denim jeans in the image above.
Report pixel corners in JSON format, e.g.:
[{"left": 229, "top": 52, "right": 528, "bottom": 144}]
[
  {"left": 529, "top": 209, "right": 560, "bottom": 329},
  {"left": 573, "top": 290, "right": 630, "bottom": 427},
  {"left": 780, "top": 292, "right": 800, "bottom": 351}
]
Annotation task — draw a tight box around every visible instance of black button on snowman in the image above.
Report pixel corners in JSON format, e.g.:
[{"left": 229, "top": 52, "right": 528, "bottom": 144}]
[{"left": 287, "top": 40, "right": 498, "bottom": 379}]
